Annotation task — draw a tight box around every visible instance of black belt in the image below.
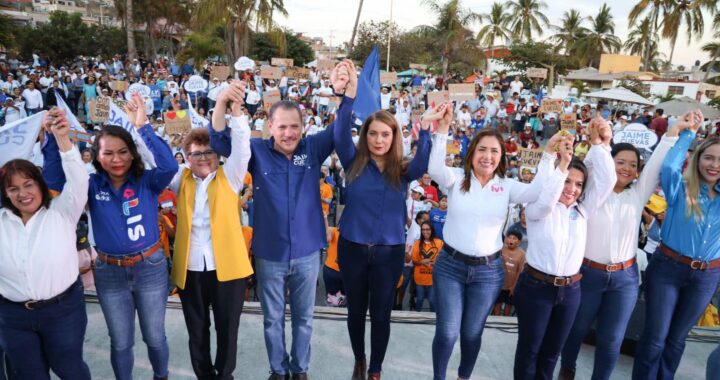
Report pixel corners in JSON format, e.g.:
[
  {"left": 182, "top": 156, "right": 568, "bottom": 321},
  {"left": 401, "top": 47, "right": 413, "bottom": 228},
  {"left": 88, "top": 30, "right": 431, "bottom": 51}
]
[
  {"left": 444, "top": 243, "right": 501, "bottom": 266},
  {"left": 1, "top": 277, "right": 81, "bottom": 310}
]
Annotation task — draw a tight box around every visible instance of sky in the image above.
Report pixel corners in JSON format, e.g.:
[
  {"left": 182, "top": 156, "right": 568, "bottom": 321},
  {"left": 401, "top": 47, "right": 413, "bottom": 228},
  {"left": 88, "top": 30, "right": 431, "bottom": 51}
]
[{"left": 276, "top": 0, "right": 716, "bottom": 69}]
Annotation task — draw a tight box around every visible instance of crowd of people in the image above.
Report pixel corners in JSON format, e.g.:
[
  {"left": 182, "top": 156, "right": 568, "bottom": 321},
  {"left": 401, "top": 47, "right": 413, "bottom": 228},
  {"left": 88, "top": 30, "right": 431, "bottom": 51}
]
[{"left": 0, "top": 52, "right": 719, "bottom": 380}]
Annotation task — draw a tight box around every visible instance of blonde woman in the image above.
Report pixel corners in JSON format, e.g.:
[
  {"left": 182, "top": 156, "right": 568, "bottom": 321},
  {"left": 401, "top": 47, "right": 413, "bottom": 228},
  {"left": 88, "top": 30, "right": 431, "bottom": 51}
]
[{"left": 632, "top": 110, "right": 720, "bottom": 379}]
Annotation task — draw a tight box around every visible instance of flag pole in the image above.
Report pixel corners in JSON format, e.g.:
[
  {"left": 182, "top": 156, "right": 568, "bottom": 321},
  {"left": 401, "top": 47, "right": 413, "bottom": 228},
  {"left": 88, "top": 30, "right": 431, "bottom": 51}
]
[{"left": 386, "top": 0, "right": 393, "bottom": 72}]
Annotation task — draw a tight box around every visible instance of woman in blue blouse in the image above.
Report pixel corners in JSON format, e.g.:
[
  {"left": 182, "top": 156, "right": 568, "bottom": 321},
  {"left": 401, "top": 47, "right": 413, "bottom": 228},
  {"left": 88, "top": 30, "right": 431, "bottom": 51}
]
[
  {"left": 43, "top": 93, "right": 179, "bottom": 380},
  {"left": 332, "top": 60, "right": 435, "bottom": 380},
  {"left": 633, "top": 110, "right": 720, "bottom": 380}
]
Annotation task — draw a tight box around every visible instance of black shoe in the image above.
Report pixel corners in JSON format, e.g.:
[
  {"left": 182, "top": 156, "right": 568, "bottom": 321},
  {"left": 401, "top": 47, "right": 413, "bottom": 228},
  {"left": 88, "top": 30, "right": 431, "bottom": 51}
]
[
  {"left": 291, "top": 373, "right": 308, "bottom": 380},
  {"left": 352, "top": 358, "right": 367, "bottom": 380},
  {"left": 558, "top": 368, "right": 575, "bottom": 380},
  {"left": 267, "top": 373, "right": 290, "bottom": 380}
]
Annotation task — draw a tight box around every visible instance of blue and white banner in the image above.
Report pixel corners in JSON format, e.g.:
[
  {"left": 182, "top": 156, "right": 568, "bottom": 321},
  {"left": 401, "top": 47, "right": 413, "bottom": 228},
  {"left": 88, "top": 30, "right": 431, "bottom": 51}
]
[
  {"left": 54, "top": 93, "right": 85, "bottom": 132},
  {"left": 0, "top": 111, "right": 46, "bottom": 166},
  {"left": 108, "top": 101, "right": 157, "bottom": 168},
  {"left": 187, "top": 95, "right": 210, "bottom": 129}
]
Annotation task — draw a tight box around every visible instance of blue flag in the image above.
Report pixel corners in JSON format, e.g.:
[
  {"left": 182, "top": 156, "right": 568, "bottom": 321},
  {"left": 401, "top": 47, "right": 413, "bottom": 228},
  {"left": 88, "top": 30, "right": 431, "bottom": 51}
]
[{"left": 352, "top": 46, "right": 381, "bottom": 124}]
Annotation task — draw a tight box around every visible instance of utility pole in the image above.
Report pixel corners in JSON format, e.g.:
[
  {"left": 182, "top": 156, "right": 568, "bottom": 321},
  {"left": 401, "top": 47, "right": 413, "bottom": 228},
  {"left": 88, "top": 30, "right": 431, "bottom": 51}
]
[
  {"left": 348, "top": 0, "right": 364, "bottom": 54},
  {"left": 386, "top": 0, "right": 393, "bottom": 71}
]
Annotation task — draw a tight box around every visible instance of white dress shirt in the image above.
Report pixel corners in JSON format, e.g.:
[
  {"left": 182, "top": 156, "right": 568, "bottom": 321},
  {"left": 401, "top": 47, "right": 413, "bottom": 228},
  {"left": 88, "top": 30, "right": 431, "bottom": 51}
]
[
  {"left": 584, "top": 135, "right": 677, "bottom": 264},
  {"left": 0, "top": 147, "right": 89, "bottom": 301},
  {"left": 169, "top": 116, "right": 251, "bottom": 272},
  {"left": 429, "top": 133, "right": 564, "bottom": 257},
  {"left": 525, "top": 144, "right": 616, "bottom": 276},
  {"left": 22, "top": 88, "right": 43, "bottom": 109}
]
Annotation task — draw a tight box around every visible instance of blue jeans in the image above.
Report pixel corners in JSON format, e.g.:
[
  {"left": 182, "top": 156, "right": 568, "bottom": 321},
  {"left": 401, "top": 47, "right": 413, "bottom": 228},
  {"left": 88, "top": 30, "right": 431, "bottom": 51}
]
[
  {"left": 416, "top": 285, "right": 435, "bottom": 312},
  {"left": 431, "top": 250, "right": 504, "bottom": 380},
  {"left": 0, "top": 279, "right": 89, "bottom": 380},
  {"left": 95, "top": 249, "right": 170, "bottom": 380},
  {"left": 514, "top": 271, "right": 582, "bottom": 380},
  {"left": 561, "top": 263, "right": 640, "bottom": 380},
  {"left": 632, "top": 252, "right": 720, "bottom": 380},
  {"left": 255, "top": 252, "right": 320, "bottom": 376},
  {"left": 708, "top": 344, "right": 720, "bottom": 380}
]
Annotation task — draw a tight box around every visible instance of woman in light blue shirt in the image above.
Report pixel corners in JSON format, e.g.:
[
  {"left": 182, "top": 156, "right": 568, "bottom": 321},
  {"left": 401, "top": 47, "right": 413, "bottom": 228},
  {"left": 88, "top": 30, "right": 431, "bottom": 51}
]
[{"left": 633, "top": 110, "right": 720, "bottom": 380}]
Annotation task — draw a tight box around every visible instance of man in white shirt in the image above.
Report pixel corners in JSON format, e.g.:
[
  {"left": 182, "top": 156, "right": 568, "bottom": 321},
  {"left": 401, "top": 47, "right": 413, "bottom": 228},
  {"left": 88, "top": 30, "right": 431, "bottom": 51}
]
[
  {"left": 483, "top": 93, "right": 500, "bottom": 119},
  {"left": 380, "top": 87, "right": 391, "bottom": 110},
  {"left": 207, "top": 77, "right": 226, "bottom": 110},
  {"left": 38, "top": 71, "right": 54, "bottom": 94},
  {"left": 510, "top": 76, "right": 524, "bottom": 97},
  {"left": 21, "top": 82, "right": 43, "bottom": 115},
  {"left": 317, "top": 80, "right": 333, "bottom": 116},
  {"left": 613, "top": 115, "right": 628, "bottom": 133}
]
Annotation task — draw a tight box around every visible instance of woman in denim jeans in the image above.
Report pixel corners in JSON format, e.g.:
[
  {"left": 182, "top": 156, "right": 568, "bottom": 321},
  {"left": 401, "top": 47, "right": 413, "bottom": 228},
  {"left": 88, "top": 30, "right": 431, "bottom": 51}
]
[
  {"left": 633, "top": 110, "right": 720, "bottom": 380},
  {"left": 559, "top": 121, "right": 683, "bottom": 380},
  {"left": 427, "top": 113, "right": 565, "bottom": 379},
  {"left": 42, "top": 94, "right": 178, "bottom": 380}
]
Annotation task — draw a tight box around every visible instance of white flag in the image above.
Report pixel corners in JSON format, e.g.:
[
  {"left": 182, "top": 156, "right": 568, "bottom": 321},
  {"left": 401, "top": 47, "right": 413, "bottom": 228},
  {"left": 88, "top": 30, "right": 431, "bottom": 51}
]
[
  {"left": 54, "top": 93, "right": 85, "bottom": 132},
  {"left": 0, "top": 111, "right": 46, "bottom": 166},
  {"left": 107, "top": 101, "right": 157, "bottom": 168},
  {"left": 187, "top": 95, "right": 210, "bottom": 129}
]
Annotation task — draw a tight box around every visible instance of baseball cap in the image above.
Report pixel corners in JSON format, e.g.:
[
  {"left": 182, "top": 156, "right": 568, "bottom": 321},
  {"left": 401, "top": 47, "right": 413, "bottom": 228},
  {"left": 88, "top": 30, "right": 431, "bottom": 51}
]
[
  {"left": 646, "top": 194, "right": 667, "bottom": 214},
  {"left": 411, "top": 186, "right": 425, "bottom": 196}
]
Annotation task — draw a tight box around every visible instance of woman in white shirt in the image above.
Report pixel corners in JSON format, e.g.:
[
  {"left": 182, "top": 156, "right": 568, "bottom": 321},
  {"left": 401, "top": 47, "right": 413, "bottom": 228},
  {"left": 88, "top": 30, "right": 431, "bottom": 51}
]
[
  {"left": 428, "top": 105, "right": 569, "bottom": 380},
  {"left": 559, "top": 123, "right": 682, "bottom": 380},
  {"left": 0, "top": 109, "right": 90, "bottom": 379},
  {"left": 513, "top": 118, "right": 616, "bottom": 380},
  {"left": 245, "top": 82, "right": 262, "bottom": 116}
]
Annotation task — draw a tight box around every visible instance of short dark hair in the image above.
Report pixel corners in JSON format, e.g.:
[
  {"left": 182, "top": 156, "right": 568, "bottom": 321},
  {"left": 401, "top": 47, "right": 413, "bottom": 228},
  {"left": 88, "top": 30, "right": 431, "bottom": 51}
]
[
  {"left": 1, "top": 159, "right": 52, "bottom": 217},
  {"left": 268, "top": 100, "right": 302, "bottom": 123},
  {"left": 655, "top": 108, "right": 664, "bottom": 116},
  {"left": 507, "top": 229, "right": 523, "bottom": 241}
]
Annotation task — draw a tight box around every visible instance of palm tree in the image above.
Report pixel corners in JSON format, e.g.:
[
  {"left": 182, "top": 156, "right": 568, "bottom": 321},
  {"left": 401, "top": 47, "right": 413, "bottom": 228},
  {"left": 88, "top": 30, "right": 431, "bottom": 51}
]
[
  {"left": 194, "top": 0, "right": 287, "bottom": 72},
  {"left": 348, "top": 0, "right": 365, "bottom": 54},
  {"left": 572, "top": 80, "right": 589, "bottom": 98},
  {"left": 476, "top": 2, "right": 510, "bottom": 57},
  {"left": 576, "top": 3, "right": 621, "bottom": 68},
  {"left": 702, "top": 14, "right": 720, "bottom": 81},
  {"left": 628, "top": 0, "right": 665, "bottom": 71},
  {"left": 551, "top": 9, "right": 589, "bottom": 56},
  {"left": 624, "top": 17, "right": 658, "bottom": 57},
  {"left": 507, "top": 0, "right": 550, "bottom": 42},
  {"left": 662, "top": 0, "right": 707, "bottom": 65},
  {"left": 126, "top": 0, "right": 136, "bottom": 60},
  {"left": 177, "top": 30, "right": 226, "bottom": 70},
  {"left": 417, "top": 0, "right": 481, "bottom": 77}
]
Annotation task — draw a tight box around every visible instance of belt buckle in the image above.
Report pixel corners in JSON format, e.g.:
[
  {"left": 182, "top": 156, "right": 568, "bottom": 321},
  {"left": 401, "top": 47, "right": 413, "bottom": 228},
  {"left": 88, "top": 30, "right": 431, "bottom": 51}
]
[
  {"left": 553, "top": 277, "right": 568, "bottom": 287},
  {"left": 24, "top": 301, "right": 37, "bottom": 310},
  {"left": 120, "top": 257, "right": 134, "bottom": 267},
  {"left": 690, "top": 260, "right": 707, "bottom": 270},
  {"left": 606, "top": 264, "right": 618, "bottom": 272}
]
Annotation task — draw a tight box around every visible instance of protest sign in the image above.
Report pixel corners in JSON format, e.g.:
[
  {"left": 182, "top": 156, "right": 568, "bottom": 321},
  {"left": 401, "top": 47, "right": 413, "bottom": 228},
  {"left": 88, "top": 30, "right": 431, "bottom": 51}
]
[
  {"left": 0, "top": 111, "right": 46, "bottom": 165},
  {"left": 69, "top": 130, "right": 92, "bottom": 143},
  {"left": 286, "top": 66, "right": 310, "bottom": 79},
  {"left": 317, "top": 59, "right": 335, "bottom": 71},
  {"left": 163, "top": 110, "right": 191, "bottom": 134},
  {"left": 517, "top": 147, "right": 544, "bottom": 170},
  {"left": 409, "top": 63, "right": 428, "bottom": 70},
  {"left": 263, "top": 90, "right": 281, "bottom": 109},
  {"left": 380, "top": 72, "right": 398, "bottom": 84},
  {"left": 260, "top": 66, "right": 283, "bottom": 80},
  {"left": 89, "top": 96, "right": 110, "bottom": 123},
  {"left": 184, "top": 75, "right": 208, "bottom": 93},
  {"left": 612, "top": 123, "right": 658, "bottom": 149},
  {"left": 210, "top": 66, "right": 231, "bottom": 80},
  {"left": 271, "top": 58, "right": 294, "bottom": 67},
  {"left": 448, "top": 83, "right": 476, "bottom": 101},
  {"left": 111, "top": 80, "right": 129, "bottom": 92},
  {"left": 125, "top": 83, "right": 151, "bottom": 100},
  {"left": 560, "top": 113, "right": 577, "bottom": 131},
  {"left": 527, "top": 68, "right": 548, "bottom": 79},
  {"left": 540, "top": 99, "right": 563, "bottom": 113},
  {"left": 427, "top": 91, "right": 450, "bottom": 106}
]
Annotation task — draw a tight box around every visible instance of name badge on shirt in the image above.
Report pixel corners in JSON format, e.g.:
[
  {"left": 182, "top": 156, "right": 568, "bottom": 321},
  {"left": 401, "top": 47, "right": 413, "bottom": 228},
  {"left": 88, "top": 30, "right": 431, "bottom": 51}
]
[{"left": 569, "top": 209, "right": 580, "bottom": 221}]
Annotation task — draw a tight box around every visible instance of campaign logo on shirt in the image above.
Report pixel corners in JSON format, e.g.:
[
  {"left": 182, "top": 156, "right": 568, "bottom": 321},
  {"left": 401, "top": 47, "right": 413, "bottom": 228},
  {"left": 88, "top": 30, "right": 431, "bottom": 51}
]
[
  {"left": 293, "top": 154, "right": 307, "bottom": 167},
  {"left": 123, "top": 188, "right": 135, "bottom": 199},
  {"left": 95, "top": 191, "right": 111, "bottom": 202},
  {"left": 122, "top": 198, "right": 140, "bottom": 216},
  {"left": 491, "top": 184, "right": 504, "bottom": 193},
  {"left": 569, "top": 209, "right": 580, "bottom": 221}
]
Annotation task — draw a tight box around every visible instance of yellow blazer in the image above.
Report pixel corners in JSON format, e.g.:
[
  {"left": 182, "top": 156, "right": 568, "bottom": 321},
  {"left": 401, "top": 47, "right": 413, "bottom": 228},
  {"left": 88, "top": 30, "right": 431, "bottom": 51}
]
[{"left": 172, "top": 167, "right": 253, "bottom": 289}]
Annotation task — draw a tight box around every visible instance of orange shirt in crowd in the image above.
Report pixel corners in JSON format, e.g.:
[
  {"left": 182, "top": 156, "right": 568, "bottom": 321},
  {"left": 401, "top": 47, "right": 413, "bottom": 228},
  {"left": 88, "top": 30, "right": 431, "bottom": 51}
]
[
  {"left": 158, "top": 188, "right": 178, "bottom": 226},
  {"left": 324, "top": 227, "right": 340, "bottom": 272},
  {"left": 411, "top": 238, "right": 444, "bottom": 286},
  {"left": 243, "top": 172, "right": 253, "bottom": 187},
  {"left": 242, "top": 226, "right": 253, "bottom": 258},
  {"left": 158, "top": 213, "right": 174, "bottom": 256},
  {"left": 320, "top": 182, "right": 333, "bottom": 215}
]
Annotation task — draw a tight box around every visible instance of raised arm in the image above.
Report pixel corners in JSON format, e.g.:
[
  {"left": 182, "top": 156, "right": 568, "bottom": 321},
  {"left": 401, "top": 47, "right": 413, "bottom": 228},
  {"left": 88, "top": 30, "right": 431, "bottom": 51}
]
[
  {"left": 427, "top": 102, "right": 457, "bottom": 189},
  {"left": 581, "top": 117, "right": 617, "bottom": 218},
  {"left": 407, "top": 129, "right": 432, "bottom": 180},
  {"left": 525, "top": 135, "right": 572, "bottom": 220},
  {"left": 660, "top": 111, "right": 703, "bottom": 205},
  {"left": 510, "top": 132, "right": 574, "bottom": 204},
  {"left": 635, "top": 134, "right": 678, "bottom": 208},
  {"left": 311, "top": 61, "right": 357, "bottom": 162},
  {"left": 333, "top": 96, "right": 357, "bottom": 170},
  {"left": 223, "top": 108, "right": 252, "bottom": 194}
]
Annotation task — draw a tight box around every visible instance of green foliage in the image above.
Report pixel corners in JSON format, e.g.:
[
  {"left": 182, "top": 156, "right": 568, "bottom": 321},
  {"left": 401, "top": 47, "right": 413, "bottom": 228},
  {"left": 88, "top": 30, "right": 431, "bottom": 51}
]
[
  {"left": 617, "top": 77, "right": 651, "bottom": 98},
  {"left": 349, "top": 21, "right": 435, "bottom": 70},
  {"left": 0, "top": 13, "right": 17, "bottom": 50},
  {"left": 572, "top": 80, "right": 589, "bottom": 98},
  {"left": 13, "top": 11, "right": 126, "bottom": 61},
  {"left": 499, "top": 41, "right": 572, "bottom": 78},
  {"left": 250, "top": 32, "right": 313, "bottom": 66},
  {"left": 708, "top": 96, "right": 720, "bottom": 110},
  {"left": 177, "top": 30, "right": 225, "bottom": 68}
]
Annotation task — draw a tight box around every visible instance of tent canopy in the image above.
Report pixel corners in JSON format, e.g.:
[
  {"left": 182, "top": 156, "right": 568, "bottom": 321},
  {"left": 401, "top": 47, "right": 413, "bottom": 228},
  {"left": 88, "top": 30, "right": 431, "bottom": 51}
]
[
  {"left": 397, "top": 69, "right": 426, "bottom": 77},
  {"left": 653, "top": 96, "right": 720, "bottom": 119},
  {"left": 584, "top": 87, "right": 654, "bottom": 106}
]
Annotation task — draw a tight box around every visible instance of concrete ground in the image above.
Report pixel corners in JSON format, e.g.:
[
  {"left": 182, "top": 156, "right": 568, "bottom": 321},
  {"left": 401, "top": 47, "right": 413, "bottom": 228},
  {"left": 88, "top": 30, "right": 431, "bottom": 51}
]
[{"left": 78, "top": 298, "right": 717, "bottom": 380}]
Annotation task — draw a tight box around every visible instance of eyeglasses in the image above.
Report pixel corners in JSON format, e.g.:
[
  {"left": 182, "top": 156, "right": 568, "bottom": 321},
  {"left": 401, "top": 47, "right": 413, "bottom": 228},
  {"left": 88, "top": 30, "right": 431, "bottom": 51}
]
[{"left": 188, "top": 150, "right": 217, "bottom": 160}]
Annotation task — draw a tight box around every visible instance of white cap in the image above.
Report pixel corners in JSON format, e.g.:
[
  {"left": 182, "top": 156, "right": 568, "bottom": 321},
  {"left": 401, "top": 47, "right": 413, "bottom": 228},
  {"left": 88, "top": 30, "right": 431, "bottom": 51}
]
[
  {"left": 411, "top": 186, "right": 425, "bottom": 195},
  {"left": 620, "top": 115, "right": 628, "bottom": 120}
]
